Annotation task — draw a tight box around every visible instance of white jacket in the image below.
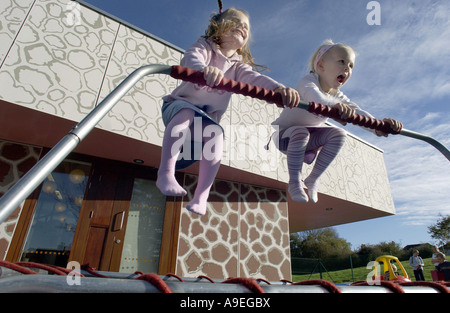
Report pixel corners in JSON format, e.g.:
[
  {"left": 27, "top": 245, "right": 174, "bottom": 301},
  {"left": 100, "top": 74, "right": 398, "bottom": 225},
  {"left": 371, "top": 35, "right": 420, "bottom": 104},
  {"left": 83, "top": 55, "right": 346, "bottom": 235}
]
[{"left": 272, "top": 72, "right": 374, "bottom": 131}]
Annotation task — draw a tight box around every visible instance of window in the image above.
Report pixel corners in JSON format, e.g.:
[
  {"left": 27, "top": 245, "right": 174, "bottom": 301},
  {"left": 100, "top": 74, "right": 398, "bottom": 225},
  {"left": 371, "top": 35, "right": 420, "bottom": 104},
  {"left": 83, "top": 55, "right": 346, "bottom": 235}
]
[{"left": 19, "top": 160, "right": 91, "bottom": 267}]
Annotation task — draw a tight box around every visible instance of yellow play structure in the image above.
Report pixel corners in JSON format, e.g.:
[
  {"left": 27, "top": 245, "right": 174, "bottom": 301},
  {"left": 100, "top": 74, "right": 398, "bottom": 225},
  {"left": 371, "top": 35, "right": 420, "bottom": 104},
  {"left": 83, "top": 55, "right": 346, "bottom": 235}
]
[{"left": 372, "top": 255, "right": 411, "bottom": 282}]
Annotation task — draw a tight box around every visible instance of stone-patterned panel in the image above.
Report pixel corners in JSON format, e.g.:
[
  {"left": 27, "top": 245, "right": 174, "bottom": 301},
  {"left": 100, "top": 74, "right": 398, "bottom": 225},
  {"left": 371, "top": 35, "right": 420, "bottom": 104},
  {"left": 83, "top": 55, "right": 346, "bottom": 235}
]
[
  {"left": 0, "top": 0, "right": 183, "bottom": 147},
  {"left": 239, "top": 184, "right": 291, "bottom": 281},
  {"left": 337, "top": 135, "right": 374, "bottom": 207},
  {"left": 0, "top": 0, "right": 35, "bottom": 65},
  {"left": 0, "top": 0, "right": 119, "bottom": 122},
  {"left": 96, "top": 25, "right": 183, "bottom": 146},
  {"left": 360, "top": 140, "right": 395, "bottom": 212},
  {"left": 0, "top": 140, "right": 42, "bottom": 260},
  {"left": 176, "top": 174, "right": 291, "bottom": 281},
  {"left": 219, "top": 94, "right": 233, "bottom": 168},
  {"left": 177, "top": 175, "right": 240, "bottom": 279}
]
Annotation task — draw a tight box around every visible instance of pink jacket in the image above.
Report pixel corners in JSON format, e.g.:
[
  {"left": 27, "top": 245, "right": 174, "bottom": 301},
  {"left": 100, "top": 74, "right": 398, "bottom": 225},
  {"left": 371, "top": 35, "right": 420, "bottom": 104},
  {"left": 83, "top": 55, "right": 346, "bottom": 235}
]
[{"left": 163, "top": 37, "right": 284, "bottom": 122}]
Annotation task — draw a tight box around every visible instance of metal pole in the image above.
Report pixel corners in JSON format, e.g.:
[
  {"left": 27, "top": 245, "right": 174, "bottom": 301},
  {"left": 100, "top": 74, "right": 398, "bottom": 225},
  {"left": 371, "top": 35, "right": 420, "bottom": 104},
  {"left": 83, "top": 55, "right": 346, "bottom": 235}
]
[
  {"left": 399, "top": 128, "right": 450, "bottom": 161},
  {"left": 0, "top": 274, "right": 445, "bottom": 293},
  {"left": 350, "top": 255, "right": 354, "bottom": 282},
  {"left": 0, "top": 64, "right": 172, "bottom": 225}
]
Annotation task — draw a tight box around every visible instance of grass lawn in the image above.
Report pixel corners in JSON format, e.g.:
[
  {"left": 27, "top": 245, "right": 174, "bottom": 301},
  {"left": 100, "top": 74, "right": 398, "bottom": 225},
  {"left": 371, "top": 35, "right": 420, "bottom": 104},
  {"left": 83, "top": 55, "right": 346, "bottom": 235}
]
[{"left": 292, "top": 257, "right": 436, "bottom": 284}]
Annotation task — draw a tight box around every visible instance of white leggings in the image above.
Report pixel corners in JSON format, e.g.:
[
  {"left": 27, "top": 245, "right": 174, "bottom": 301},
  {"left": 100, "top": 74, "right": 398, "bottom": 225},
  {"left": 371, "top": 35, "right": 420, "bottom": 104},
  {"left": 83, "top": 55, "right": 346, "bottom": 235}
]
[{"left": 279, "top": 126, "right": 347, "bottom": 201}]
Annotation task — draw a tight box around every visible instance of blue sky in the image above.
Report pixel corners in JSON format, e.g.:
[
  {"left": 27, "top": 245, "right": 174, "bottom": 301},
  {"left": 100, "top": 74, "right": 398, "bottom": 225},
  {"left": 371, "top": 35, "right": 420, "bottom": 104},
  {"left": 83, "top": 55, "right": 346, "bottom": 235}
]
[{"left": 78, "top": 0, "right": 450, "bottom": 250}]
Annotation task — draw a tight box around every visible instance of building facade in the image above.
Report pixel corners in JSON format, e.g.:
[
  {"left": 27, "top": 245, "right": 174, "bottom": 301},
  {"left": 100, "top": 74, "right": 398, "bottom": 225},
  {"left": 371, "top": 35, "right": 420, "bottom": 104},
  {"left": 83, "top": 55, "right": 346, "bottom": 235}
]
[{"left": 0, "top": 0, "right": 395, "bottom": 281}]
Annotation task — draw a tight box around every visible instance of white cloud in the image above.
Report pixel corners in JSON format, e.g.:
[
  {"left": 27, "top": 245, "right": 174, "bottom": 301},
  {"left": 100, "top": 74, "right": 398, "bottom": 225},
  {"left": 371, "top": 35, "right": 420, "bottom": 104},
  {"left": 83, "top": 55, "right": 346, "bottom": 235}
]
[
  {"left": 381, "top": 133, "right": 450, "bottom": 226},
  {"left": 346, "top": 1, "right": 450, "bottom": 115},
  {"left": 434, "top": 82, "right": 450, "bottom": 97}
]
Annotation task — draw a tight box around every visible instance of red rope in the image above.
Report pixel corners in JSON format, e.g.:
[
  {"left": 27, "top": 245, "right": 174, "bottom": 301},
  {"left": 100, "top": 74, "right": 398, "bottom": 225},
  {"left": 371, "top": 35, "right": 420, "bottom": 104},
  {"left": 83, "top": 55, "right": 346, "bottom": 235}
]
[
  {"left": 292, "top": 280, "right": 341, "bottom": 293},
  {"left": 16, "top": 262, "right": 67, "bottom": 276},
  {"left": 350, "top": 280, "right": 366, "bottom": 285},
  {"left": 50, "top": 264, "right": 84, "bottom": 277},
  {"left": 81, "top": 264, "right": 108, "bottom": 278},
  {"left": 222, "top": 277, "right": 265, "bottom": 293},
  {"left": 135, "top": 273, "right": 173, "bottom": 293},
  {"left": 0, "top": 260, "right": 38, "bottom": 275},
  {"left": 165, "top": 273, "right": 184, "bottom": 282},
  {"left": 197, "top": 275, "right": 216, "bottom": 283},
  {"left": 256, "top": 278, "right": 271, "bottom": 285}
]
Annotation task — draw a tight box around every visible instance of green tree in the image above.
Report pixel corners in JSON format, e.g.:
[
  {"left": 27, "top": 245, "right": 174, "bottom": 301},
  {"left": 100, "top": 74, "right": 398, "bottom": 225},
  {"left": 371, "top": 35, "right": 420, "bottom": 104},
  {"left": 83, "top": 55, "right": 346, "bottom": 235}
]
[
  {"left": 376, "top": 241, "right": 403, "bottom": 256},
  {"left": 428, "top": 214, "right": 450, "bottom": 248},
  {"left": 290, "top": 228, "right": 352, "bottom": 259}
]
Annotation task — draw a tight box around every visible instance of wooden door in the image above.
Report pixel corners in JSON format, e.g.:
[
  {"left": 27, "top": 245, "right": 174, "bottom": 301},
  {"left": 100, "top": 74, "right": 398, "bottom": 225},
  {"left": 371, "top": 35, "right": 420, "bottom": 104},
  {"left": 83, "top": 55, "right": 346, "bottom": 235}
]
[{"left": 69, "top": 161, "right": 134, "bottom": 272}]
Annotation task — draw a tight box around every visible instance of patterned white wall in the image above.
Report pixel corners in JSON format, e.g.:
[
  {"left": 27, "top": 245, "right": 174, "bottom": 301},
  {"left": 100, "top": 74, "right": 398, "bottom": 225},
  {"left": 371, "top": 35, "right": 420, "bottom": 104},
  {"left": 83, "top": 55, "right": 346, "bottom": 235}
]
[
  {"left": 1, "top": 0, "right": 117, "bottom": 120},
  {"left": 0, "top": 0, "right": 34, "bottom": 65},
  {"left": 96, "top": 25, "right": 182, "bottom": 146}
]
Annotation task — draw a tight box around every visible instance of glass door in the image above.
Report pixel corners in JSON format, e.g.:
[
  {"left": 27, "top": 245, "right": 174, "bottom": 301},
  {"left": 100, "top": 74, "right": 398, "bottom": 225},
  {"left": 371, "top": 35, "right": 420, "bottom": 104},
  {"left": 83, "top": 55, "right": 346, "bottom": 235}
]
[
  {"left": 119, "top": 178, "right": 167, "bottom": 273},
  {"left": 19, "top": 160, "right": 91, "bottom": 267}
]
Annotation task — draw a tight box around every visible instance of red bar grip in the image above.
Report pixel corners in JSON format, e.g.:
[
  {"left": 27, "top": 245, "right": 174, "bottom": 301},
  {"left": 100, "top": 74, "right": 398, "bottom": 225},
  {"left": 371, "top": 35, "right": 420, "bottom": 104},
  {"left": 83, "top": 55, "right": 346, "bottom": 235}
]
[
  {"left": 169, "top": 65, "right": 401, "bottom": 135},
  {"left": 170, "top": 65, "right": 284, "bottom": 108},
  {"left": 308, "top": 102, "right": 402, "bottom": 134}
]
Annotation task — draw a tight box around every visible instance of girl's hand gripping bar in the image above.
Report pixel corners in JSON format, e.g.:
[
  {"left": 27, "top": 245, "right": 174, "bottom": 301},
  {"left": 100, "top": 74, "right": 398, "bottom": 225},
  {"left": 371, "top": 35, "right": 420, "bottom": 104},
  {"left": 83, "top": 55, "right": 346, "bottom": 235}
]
[{"left": 170, "top": 65, "right": 285, "bottom": 107}]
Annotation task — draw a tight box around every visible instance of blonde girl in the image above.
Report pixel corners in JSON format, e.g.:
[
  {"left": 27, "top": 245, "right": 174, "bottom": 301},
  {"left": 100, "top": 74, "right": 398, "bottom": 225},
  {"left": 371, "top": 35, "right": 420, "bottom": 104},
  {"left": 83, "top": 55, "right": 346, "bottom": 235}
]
[
  {"left": 271, "top": 40, "right": 401, "bottom": 203},
  {"left": 157, "top": 8, "right": 299, "bottom": 215}
]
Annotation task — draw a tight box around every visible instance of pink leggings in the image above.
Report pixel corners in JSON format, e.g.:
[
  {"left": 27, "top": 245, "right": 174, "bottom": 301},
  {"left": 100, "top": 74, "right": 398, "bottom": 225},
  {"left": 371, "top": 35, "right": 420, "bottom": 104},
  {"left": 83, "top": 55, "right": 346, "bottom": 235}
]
[{"left": 156, "top": 109, "right": 223, "bottom": 215}]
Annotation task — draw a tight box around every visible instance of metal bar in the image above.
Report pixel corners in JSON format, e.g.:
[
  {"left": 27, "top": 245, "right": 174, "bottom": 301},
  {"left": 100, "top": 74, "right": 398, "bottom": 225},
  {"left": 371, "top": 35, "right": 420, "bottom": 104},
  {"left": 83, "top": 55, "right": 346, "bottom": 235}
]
[
  {"left": 400, "top": 128, "right": 450, "bottom": 161},
  {"left": 170, "top": 65, "right": 450, "bottom": 161},
  {"left": 0, "top": 64, "right": 171, "bottom": 225},
  {"left": 0, "top": 275, "right": 445, "bottom": 293}
]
